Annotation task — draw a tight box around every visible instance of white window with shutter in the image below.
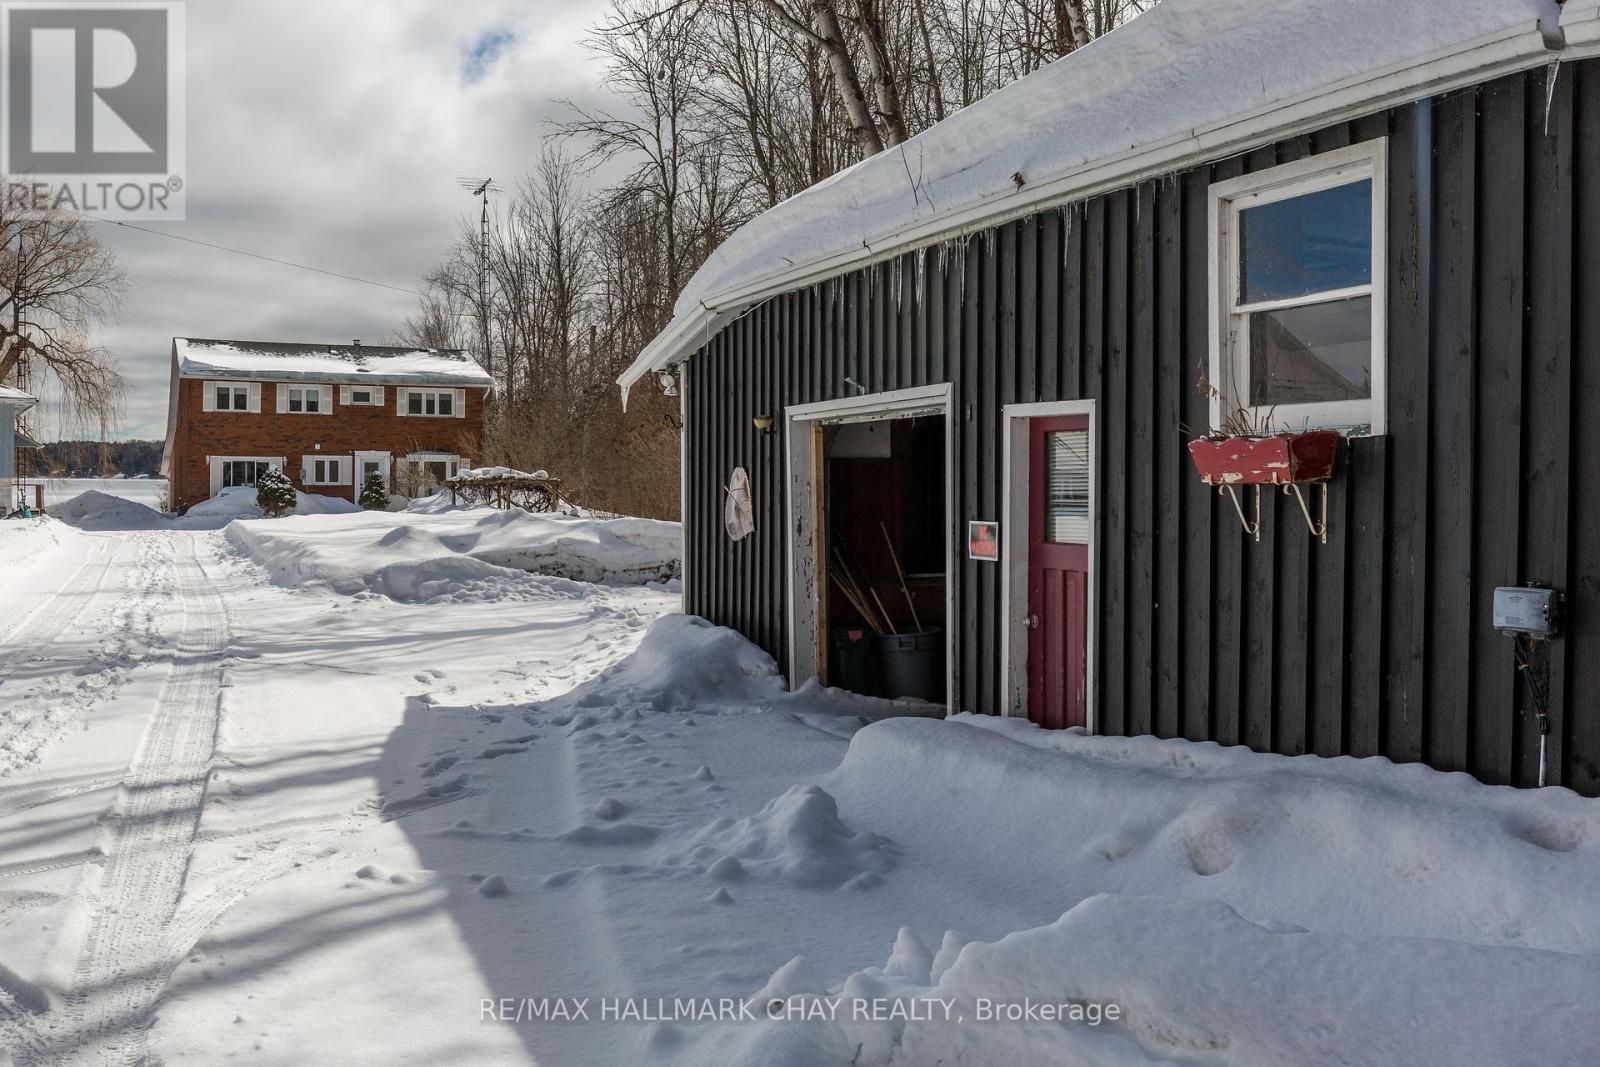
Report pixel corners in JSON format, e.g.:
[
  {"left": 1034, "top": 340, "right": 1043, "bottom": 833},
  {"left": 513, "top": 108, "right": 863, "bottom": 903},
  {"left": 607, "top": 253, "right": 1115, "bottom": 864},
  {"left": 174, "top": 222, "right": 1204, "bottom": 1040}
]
[
  {"left": 279, "top": 384, "right": 334, "bottom": 414},
  {"left": 302, "top": 455, "right": 350, "bottom": 485},
  {"left": 341, "top": 384, "right": 384, "bottom": 406},
  {"left": 202, "top": 381, "right": 258, "bottom": 413}
]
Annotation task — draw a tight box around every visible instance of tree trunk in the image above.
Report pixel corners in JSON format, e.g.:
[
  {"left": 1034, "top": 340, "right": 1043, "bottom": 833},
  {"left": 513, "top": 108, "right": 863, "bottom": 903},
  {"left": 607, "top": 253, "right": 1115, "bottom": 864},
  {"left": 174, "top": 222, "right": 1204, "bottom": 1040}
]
[
  {"left": 855, "top": 0, "right": 908, "bottom": 147},
  {"left": 805, "top": 0, "right": 884, "bottom": 157},
  {"left": 1056, "top": 0, "right": 1092, "bottom": 55}
]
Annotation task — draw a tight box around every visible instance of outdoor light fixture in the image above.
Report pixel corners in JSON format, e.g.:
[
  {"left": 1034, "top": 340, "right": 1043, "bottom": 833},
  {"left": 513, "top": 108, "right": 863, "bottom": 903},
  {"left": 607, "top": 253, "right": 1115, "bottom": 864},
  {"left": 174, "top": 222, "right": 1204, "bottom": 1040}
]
[
  {"left": 753, "top": 414, "right": 774, "bottom": 435},
  {"left": 658, "top": 368, "right": 679, "bottom": 397}
]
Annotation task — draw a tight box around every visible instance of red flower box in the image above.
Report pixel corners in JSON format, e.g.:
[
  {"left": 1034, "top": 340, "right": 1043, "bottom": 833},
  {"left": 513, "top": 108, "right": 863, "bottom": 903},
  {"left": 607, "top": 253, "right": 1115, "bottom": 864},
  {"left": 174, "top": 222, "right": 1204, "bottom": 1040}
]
[{"left": 1188, "top": 431, "right": 1340, "bottom": 486}]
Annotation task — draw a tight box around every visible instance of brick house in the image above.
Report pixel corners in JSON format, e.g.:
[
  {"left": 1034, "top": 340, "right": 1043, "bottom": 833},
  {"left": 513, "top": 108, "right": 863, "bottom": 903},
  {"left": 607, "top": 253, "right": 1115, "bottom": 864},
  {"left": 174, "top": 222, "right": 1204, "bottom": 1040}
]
[{"left": 160, "top": 338, "right": 494, "bottom": 512}]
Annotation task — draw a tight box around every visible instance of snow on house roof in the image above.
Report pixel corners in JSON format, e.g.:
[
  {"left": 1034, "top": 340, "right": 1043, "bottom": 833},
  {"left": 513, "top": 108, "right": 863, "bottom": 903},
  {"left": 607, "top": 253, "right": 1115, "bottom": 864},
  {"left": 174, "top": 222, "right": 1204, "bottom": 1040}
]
[
  {"left": 621, "top": 0, "right": 1565, "bottom": 396},
  {"left": 0, "top": 385, "right": 37, "bottom": 409},
  {"left": 173, "top": 338, "right": 495, "bottom": 387}
]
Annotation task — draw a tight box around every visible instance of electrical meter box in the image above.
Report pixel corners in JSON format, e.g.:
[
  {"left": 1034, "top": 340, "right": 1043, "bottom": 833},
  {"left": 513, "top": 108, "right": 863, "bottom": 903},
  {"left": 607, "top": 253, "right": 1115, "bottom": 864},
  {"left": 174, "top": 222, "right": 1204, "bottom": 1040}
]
[{"left": 1493, "top": 586, "right": 1560, "bottom": 638}]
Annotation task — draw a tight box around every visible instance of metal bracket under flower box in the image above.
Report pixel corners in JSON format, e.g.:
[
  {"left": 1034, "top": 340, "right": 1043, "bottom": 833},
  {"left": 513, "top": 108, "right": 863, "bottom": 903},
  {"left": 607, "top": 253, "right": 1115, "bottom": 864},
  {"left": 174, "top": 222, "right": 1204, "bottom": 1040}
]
[{"left": 1187, "top": 431, "right": 1340, "bottom": 544}]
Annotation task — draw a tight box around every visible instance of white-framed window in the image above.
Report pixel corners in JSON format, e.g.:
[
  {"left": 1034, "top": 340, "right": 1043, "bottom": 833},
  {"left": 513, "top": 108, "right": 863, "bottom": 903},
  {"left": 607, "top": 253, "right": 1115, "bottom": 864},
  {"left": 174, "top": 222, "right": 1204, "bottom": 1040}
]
[
  {"left": 222, "top": 459, "right": 272, "bottom": 487},
  {"left": 303, "top": 456, "right": 346, "bottom": 485},
  {"left": 202, "top": 381, "right": 259, "bottom": 413},
  {"left": 206, "top": 455, "right": 284, "bottom": 497},
  {"left": 341, "top": 384, "right": 385, "bottom": 406},
  {"left": 1208, "top": 139, "right": 1387, "bottom": 435},
  {"left": 277, "top": 383, "right": 333, "bottom": 415},
  {"left": 400, "top": 388, "right": 463, "bottom": 418}
]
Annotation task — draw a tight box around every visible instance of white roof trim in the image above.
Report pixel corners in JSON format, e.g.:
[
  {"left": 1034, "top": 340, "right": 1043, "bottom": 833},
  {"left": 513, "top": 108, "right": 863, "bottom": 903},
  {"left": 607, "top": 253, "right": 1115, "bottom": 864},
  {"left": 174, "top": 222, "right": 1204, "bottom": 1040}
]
[
  {"left": 620, "top": 3, "right": 1562, "bottom": 395},
  {"left": 0, "top": 385, "right": 37, "bottom": 410}
]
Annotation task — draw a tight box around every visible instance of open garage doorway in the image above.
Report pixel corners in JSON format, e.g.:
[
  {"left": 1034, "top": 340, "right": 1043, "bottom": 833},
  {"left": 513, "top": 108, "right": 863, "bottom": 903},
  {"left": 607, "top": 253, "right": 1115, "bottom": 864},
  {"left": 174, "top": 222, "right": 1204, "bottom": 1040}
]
[{"left": 784, "top": 385, "right": 953, "bottom": 709}]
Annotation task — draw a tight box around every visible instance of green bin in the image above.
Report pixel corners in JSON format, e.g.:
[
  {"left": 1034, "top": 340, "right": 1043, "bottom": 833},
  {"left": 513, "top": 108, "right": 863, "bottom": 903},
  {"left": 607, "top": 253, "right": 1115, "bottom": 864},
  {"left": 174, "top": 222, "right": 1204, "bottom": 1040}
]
[{"left": 830, "top": 627, "right": 877, "bottom": 694}]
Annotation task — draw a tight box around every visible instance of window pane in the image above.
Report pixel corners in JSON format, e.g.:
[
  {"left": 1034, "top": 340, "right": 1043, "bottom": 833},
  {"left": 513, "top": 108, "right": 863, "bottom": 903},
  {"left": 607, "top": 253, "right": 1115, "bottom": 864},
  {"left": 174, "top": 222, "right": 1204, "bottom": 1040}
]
[
  {"left": 1240, "top": 179, "right": 1370, "bottom": 304},
  {"left": 329, "top": 461, "right": 339, "bottom": 481},
  {"left": 1247, "top": 295, "right": 1372, "bottom": 407},
  {"left": 439, "top": 393, "right": 453, "bottom": 416},
  {"left": 409, "top": 393, "right": 423, "bottom": 415},
  {"left": 216, "top": 386, "right": 228, "bottom": 410},
  {"left": 233, "top": 388, "right": 247, "bottom": 410},
  {"left": 1045, "top": 430, "right": 1090, "bottom": 544},
  {"left": 307, "top": 390, "right": 319, "bottom": 412},
  {"left": 353, "top": 390, "right": 370, "bottom": 404}
]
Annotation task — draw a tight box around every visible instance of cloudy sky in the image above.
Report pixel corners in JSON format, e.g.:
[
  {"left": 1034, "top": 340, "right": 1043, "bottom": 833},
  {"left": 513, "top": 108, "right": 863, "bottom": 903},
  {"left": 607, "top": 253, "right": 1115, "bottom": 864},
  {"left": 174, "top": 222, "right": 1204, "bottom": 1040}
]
[{"left": 42, "top": 0, "right": 612, "bottom": 441}]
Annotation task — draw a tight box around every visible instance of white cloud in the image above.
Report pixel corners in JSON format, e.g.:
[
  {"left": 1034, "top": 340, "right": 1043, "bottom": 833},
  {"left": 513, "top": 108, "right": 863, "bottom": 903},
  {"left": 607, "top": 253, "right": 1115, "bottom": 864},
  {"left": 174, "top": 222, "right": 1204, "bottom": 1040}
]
[{"left": 54, "top": 0, "right": 612, "bottom": 441}]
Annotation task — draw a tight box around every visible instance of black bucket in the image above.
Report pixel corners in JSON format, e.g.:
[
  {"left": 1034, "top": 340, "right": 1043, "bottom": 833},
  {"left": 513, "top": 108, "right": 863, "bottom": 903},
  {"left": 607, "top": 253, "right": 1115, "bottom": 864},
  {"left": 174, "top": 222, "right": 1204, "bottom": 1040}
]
[{"left": 876, "top": 630, "right": 943, "bottom": 702}]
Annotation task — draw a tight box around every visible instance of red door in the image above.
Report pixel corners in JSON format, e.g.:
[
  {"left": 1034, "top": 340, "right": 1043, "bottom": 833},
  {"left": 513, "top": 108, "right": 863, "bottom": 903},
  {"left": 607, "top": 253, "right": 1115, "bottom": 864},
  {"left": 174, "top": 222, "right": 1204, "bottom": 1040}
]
[{"left": 1027, "top": 416, "right": 1091, "bottom": 729}]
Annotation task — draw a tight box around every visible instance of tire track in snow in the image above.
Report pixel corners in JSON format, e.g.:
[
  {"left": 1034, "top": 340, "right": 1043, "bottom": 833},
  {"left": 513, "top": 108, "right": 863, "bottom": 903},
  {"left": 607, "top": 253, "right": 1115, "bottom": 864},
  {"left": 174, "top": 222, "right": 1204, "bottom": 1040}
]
[{"left": 11, "top": 535, "right": 229, "bottom": 1066}]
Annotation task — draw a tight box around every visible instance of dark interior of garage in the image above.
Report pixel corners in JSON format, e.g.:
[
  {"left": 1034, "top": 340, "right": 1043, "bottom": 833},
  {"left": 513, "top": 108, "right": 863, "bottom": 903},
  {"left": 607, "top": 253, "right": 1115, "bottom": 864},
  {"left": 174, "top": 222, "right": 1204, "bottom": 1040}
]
[{"left": 822, "top": 415, "right": 945, "bottom": 703}]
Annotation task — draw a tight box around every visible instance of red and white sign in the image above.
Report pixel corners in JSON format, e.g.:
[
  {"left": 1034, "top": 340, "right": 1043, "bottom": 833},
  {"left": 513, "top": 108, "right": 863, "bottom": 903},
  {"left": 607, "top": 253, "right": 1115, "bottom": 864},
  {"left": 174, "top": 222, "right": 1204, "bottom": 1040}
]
[{"left": 967, "top": 520, "right": 1000, "bottom": 562}]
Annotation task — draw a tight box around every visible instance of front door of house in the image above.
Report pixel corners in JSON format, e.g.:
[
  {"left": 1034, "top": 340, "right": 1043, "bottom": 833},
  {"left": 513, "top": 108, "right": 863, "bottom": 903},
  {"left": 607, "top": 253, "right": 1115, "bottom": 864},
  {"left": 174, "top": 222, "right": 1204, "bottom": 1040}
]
[{"left": 1027, "top": 416, "right": 1091, "bottom": 729}]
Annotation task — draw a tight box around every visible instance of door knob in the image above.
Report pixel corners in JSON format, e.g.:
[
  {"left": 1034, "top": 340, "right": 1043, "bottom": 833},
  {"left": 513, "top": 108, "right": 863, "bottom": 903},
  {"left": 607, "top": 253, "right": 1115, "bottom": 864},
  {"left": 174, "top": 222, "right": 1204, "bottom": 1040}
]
[{"left": 1024, "top": 614, "right": 1040, "bottom": 630}]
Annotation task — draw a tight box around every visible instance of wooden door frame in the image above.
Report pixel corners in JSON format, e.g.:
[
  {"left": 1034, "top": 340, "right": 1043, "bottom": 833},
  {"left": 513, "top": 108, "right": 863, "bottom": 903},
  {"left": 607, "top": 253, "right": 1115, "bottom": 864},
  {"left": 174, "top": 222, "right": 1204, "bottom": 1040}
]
[
  {"left": 784, "top": 383, "right": 955, "bottom": 710},
  {"left": 1000, "top": 400, "right": 1099, "bottom": 730}
]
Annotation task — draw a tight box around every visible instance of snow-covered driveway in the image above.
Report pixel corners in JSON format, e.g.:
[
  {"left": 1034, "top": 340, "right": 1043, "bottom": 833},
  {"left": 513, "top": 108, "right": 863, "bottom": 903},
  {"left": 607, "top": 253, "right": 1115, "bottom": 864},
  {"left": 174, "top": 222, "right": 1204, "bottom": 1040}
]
[{"left": 0, "top": 514, "right": 680, "bottom": 1065}]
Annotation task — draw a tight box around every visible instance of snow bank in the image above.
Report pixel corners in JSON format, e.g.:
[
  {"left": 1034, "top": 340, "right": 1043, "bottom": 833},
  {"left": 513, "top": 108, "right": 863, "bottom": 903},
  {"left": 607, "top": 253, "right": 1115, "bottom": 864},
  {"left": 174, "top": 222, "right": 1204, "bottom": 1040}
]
[
  {"left": 667, "top": 712, "right": 1600, "bottom": 1065},
  {"left": 47, "top": 485, "right": 360, "bottom": 530},
  {"left": 0, "top": 516, "right": 82, "bottom": 580},
  {"left": 225, "top": 506, "right": 680, "bottom": 601},
  {"left": 46, "top": 490, "right": 170, "bottom": 530},
  {"left": 724, "top": 894, "right": 1600, "bottom": 1067}
]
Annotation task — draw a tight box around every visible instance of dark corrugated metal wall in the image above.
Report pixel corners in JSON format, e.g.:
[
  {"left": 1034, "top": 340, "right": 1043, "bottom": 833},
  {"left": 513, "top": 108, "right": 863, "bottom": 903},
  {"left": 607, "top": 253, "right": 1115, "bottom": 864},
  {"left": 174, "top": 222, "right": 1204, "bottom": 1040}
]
[{"left": 682, "top": 61, "right": 1600, "bottom": 795}]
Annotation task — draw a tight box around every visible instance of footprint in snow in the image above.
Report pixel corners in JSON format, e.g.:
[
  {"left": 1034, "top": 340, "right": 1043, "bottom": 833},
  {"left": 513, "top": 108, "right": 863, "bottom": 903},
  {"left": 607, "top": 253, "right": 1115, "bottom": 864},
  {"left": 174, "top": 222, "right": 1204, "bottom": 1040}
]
[
  {"left": 421, "top": 754, "right": 459, "bottom": 778},
  {"left": 478, "top": 743, "right": 531, "bottom": 760}
]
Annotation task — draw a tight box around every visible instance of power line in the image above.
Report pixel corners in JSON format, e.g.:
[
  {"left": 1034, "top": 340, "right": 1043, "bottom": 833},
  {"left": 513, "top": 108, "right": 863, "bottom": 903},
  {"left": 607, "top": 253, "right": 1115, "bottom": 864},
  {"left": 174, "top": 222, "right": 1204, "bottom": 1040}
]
[{"left": 90, "top": 218, "right": 421, "bottom": 297}]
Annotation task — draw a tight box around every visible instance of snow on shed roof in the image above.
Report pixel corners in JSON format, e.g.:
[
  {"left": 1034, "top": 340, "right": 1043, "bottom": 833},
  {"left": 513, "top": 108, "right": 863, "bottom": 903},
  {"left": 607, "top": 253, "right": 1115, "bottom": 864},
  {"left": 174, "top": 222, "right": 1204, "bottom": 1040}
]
[
  {"left": 174, "top": 338, "right": 494, "bottom": 387},
  {"left": 1563, "top": 0, "right": 1600, "bottom": 45},
  {"left": 621, "top": 0, "right": 1564, "bottom": 395}
]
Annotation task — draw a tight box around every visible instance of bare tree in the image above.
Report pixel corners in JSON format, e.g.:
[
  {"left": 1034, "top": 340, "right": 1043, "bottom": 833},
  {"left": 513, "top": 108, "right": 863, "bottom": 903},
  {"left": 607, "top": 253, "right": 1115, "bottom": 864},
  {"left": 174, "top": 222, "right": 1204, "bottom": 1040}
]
[{"left": 0, "top": 195, "right": 127, "bottom": 424}]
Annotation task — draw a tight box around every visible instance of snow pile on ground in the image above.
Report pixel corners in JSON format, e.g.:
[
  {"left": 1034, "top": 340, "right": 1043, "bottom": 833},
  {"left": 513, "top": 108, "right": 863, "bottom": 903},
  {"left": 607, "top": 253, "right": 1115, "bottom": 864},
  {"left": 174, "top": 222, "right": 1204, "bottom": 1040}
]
[
  {"left": 224, "top": 505, "right": 680, "bottom": 601},
  {"left": 186, "top": 484, "right": 361, "bottom": 521},
  {"left": 0, "top": 514, "right": 82, "bottom": 573},
  {"left": 677, "top": 784, "right": 897, "bottom": 890},
  {"left": 674, "top": 713, "right": 1600, "bottom": 1066},
  {"left": 46, "top": 490, "right": 171, "bottom": 530},
  {"left": 728, "top": 894, "right": 1600, "bottom": 1067},
  {"left": 558, "top": 614, "right": 787, "bottom": 713},
  {"left": 47, "top": 485, "right": 359, "bottom": 530}
]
